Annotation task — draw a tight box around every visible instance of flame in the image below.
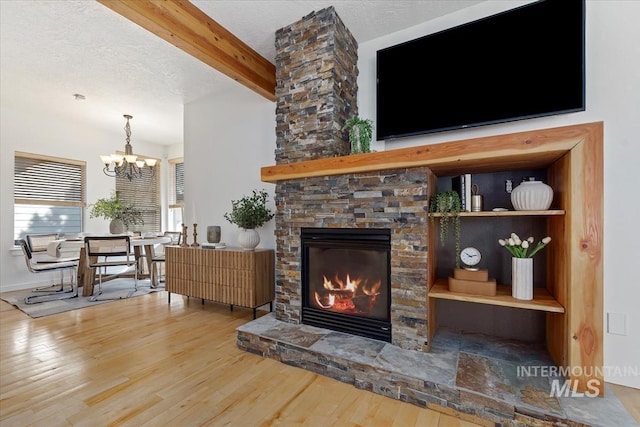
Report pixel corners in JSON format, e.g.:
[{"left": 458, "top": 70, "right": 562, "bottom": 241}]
[{"left": 313, "top": 273, "right": 382, "bottom": 312}]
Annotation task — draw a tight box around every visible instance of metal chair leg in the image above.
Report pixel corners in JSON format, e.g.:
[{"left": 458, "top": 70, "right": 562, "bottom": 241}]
[{"left": 24, "top": 270, "right": 78, "bottom": 304}]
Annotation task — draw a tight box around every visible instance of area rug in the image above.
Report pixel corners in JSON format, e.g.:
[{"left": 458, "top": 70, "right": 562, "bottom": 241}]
[{"left": 0, "top": 279, "right": 163, "bottom": 318}]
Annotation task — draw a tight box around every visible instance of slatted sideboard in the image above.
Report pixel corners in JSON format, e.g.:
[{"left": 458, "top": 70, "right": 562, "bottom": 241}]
[{"left": 165, "top": 246, "right": 275, "bottom": 318}]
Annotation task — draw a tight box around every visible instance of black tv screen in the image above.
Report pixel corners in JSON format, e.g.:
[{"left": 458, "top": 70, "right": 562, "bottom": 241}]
[{"left": 376, "top": 0, "right": 585, "bottom": 141}]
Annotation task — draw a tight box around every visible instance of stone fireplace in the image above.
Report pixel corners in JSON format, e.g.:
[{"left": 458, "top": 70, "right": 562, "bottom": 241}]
[
  {"left": 275, "top": 169, "right": 431, "bottom": 350},
  {"left": 270, "top": 6, "right": 432, "bottom": 350}
]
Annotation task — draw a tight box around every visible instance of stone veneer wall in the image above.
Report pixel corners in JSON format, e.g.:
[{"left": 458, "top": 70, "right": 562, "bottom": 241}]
[
  {"left": 274, "top": 168, "right": 433, "bottom": 351},
  {"left": 274, "top": 6, "right": 358, "bottom": 164}
]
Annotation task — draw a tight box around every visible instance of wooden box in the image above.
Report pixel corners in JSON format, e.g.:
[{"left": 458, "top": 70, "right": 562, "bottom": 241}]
[
  {"left": 448, "top": 276, "right": 497, "bottom": 297},
  {"left": 453, "top": 268, "right": 489, "bottom": 282}
]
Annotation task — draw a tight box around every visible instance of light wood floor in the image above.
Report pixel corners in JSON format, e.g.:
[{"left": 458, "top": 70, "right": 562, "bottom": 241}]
[
  {"left": 1, "top": 292, "right": 638, "bottom": 427},
  {"left": 0, "top": 291, "right": 486, "bottom": 427}
]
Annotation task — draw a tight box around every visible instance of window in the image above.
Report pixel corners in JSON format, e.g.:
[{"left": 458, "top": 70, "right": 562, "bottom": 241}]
[
  {"left": 115, "top": 159, "right": 161, "bottom": 233},
  {"left": 168, "top": 158, "right": 184, "bottom": 230},
  {"left": 14, "top": 152, "right": 86, "bottom": 240}
]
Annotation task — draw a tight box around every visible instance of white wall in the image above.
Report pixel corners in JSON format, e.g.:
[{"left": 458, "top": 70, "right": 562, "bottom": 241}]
[
  {"left": 356, "top": 0, "right": 640, "bottom": 389},
  {"left": 0, "top": 98, "right": 168, "bottom": 292},
  {"left": 183, "top": 84, "right": 276, "bottom": 250}
]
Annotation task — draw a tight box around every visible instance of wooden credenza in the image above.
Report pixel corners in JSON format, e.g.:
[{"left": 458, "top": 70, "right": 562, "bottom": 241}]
[{"left": 165, "top": 246, "right": 275, "bottom": 318}]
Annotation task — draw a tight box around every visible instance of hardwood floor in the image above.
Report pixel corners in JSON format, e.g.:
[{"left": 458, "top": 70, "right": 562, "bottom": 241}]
[{"left": 0, "top": 292, "right": 486, "bottom": 427}]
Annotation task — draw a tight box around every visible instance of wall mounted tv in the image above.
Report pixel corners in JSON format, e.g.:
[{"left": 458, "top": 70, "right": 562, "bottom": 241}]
[{"left": 376, "top": 0, "right": 585, "bottom": 141}]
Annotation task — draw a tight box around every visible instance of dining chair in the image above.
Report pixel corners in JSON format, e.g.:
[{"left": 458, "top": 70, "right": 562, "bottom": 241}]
[
  {"left": 25, "top": 233, "right": 80, "bottom": 293},
  {"left": 84, "top": 236, "right": 138, "bottom": 301},
  {"left": 16, "top": 239, "right": 79, "bottom": 304},
  {"left": 150, "top": 231, "right": 182, "bottom": 284}
]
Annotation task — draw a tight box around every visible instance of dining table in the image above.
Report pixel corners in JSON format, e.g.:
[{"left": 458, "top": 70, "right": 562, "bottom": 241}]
[{"left": 47, "top": 235, "right": 172, "bottom": 296}]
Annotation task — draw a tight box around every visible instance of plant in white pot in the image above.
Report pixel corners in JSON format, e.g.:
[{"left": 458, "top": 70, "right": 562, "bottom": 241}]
[
  {"left": 89, "top": 191, "right": 143, "bottom": 234},
  {"left": 224, "top": 189, "right": 274, "bottom": 250}
]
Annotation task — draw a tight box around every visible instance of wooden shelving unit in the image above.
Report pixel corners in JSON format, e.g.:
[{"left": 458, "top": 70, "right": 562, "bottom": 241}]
[
  {"left": 429, "top": 279, "right": 565, "bottom": 313},
  {"left": 430, "top": 209, "right": 565, "bottom": 217}
]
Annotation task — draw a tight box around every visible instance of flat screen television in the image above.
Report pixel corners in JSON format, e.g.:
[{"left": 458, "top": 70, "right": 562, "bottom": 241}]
[{"left": 376, "top": 0, "right": 585, "bottom": 141}]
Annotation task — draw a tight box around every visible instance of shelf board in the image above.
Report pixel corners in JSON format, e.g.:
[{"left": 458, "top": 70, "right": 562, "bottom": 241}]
[
  {"left": 429, "top": 279, "right": 565, "bottom": 313},
  {"left": 429, "top": 209, "right": 565, "bottom": 217}
]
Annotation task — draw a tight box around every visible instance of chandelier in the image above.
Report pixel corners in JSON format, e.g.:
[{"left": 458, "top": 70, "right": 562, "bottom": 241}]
[{"left": 100, "top": 114, "right": 157, "bottom": 181}]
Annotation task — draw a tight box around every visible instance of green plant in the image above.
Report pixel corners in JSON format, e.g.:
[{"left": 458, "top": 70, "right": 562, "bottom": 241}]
[
  {"left": 342, "top": 116, "right": 374, "bottom": 154},
  {"left": 224, "top": 189, "right": 274, "bottom": 230},
  {"left": 429, "top": 190, "right": 462, "bottom": 268},
  {"left": 89, "top": 191, "right": 143, "bottom": 227},
  {"left": 499, "top": 233, "right": 551, "bottom": 258}
]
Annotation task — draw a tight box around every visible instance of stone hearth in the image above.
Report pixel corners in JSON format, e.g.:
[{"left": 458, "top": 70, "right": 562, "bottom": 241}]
[{"left": 237, "top": 314, "right": 636, "bottom": 427}]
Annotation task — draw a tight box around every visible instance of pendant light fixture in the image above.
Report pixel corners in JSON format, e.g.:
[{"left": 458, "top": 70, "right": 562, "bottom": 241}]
[{"left": 101, "top": 114, "right": 157, "bottom": 181}]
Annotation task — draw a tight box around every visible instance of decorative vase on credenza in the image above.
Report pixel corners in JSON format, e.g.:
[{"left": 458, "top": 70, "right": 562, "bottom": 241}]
[{"left": 237, "top": 228, "right": 260, "bottom": 251}]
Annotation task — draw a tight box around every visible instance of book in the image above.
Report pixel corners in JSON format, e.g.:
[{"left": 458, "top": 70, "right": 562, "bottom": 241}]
[
  {"left": 451, "top": 175, "right": 464, "bottom": 210},
  {"left": 451, "top": 174, "right": 472, "bottom": 212},
  {"left": 464, "top": 173, "right": 472, "bottom": 212}
]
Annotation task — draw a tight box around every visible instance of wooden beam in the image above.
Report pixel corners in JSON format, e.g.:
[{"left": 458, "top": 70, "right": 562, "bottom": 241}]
[{"left": 97, "top": 0, "right": 276, "bottom": 101}]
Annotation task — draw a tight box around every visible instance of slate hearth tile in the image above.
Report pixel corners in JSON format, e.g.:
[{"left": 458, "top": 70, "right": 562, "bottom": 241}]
[
  {"left": 459, "top": 331, "right": 554, "bottom": 365},
  {"left": 374, "top": 343, "right": 458, "bottom": 387},
  {"left": 456, "top": 351, "right": 516, "bottom": 403},
  {"left": 429, "top": 327, "right": 462, "bottom": 352},
  {"left": 258, "top": 321, "right": 328, "bottom": 348},
  {"left": 309, "top": 331, "right": 385, "bottom": 364},
  {"left": 236, "top": 312, "right": 280, "bottom": 335}
]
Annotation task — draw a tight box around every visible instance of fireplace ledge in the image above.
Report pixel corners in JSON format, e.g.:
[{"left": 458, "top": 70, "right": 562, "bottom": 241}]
[{"left": 260, "top": 122, "right": 599, "bottom": 182}]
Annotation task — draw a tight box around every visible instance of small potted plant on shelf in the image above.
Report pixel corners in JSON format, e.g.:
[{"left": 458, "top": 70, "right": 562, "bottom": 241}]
[
  {"left": 89, "top": 191, "right": 143, "bottom": 234},
  {"left": 342, "top": 116, "right": 374, "bottom": 154},
  {"left": 224, "top": 189, "right": 274, "bottom": 250},
  {"left": 429, "top": 190, "right": 462, "bottom": 268}
]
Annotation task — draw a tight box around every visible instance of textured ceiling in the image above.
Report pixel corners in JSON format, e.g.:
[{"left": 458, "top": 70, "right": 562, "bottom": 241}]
[{"left": 0, "top": 0, "right": 483, "bottom": 146}]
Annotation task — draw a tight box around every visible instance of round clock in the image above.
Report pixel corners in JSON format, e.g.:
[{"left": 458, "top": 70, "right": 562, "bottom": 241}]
[{"left": 460, "top": 247, "right": 481, "bottom": 270}]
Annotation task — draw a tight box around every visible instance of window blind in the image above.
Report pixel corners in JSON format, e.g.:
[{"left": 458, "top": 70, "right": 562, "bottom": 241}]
[
  {"left": 168, "top": 158, "right": 184, "bottom": 208},
  {"left": 14, "top": 153, "right": 85, "bottom": 206},
  {"left": 116, "top": 164, "right": 160, "bottom": 233}
]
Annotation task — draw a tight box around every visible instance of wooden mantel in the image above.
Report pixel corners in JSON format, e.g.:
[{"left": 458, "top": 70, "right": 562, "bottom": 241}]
[{"left": 261, "top": 122, "right": 600, "bottom": 182}]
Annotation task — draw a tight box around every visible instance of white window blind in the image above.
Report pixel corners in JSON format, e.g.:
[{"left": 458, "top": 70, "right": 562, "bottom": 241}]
[
  {"left": 116, "top": 162, "right": 160, "bottom": 233},
  {"left": 168, "top": 158, "right": 184, "bottom": 208},
  {"left": 14, "top": 152, "right": 86, "bottom": 239}
]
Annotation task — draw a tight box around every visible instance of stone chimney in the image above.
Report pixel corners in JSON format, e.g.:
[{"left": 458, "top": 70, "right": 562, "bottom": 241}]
[{"left": 274, "top": 7, "right": 358, "bottom": 164}]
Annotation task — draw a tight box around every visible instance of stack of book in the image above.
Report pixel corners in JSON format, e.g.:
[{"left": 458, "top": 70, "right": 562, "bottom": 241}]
[{"left": 451, "top": 173, "right": 472, "bottom": 212}]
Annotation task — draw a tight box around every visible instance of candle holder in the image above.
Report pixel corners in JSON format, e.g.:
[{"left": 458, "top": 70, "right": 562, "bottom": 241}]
[
  {"left": 180, "top": 223, "right": 189, "bottom": 247},
  {"left": 191, "top": 223, "right": 200, "bottom": 247}
]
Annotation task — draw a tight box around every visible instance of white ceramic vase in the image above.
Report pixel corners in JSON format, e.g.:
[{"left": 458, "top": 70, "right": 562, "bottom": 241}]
[
  {"left": 511, "top": 180, "right": 553, "bottom": 211},
  {"left": 238, "top": 228, "right": 260, "bottom": 251},
  {"left": 512, "top": 257, "right": 533, "bottom": 300}
]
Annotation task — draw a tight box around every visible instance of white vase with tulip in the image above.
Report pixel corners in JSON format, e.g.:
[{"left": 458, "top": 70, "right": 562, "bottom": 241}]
[{"left": 498, "top": 233, "right": 551, "bottom": 301}]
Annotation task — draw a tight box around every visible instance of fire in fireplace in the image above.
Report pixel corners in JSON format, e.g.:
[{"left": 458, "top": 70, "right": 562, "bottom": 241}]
[{"left": 301, "top": 228, "right": 391, "bottom": 342}]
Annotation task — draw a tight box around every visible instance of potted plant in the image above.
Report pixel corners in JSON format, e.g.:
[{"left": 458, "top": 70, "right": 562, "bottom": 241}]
[
  {"left": 342, "top": 116, "right": 374, "bottom": 154},
  {"left": 89, "top": 191, "right": 143, "bottom": 234},
  {"left": 224, "top": 189, "right": 274, "bottom": 250},
  {"left": 429, "top": 190, "right": 462, "bottom": 268}
]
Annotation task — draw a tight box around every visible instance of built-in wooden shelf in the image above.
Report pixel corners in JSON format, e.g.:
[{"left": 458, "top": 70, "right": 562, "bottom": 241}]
[
  {"left": 260, "top": 123, "right": 593, "bottom": 183},
  {"left": 429, "top": 279, "right": 565, "bottom": 313},
  {"left": 430, "top": 209, "right": 565, "bottom": 217}
]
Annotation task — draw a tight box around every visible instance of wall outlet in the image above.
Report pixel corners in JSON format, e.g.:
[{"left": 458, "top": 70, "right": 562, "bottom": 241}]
[{"left": 607, "top": 312, "right": 627, "bottom": 335}]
